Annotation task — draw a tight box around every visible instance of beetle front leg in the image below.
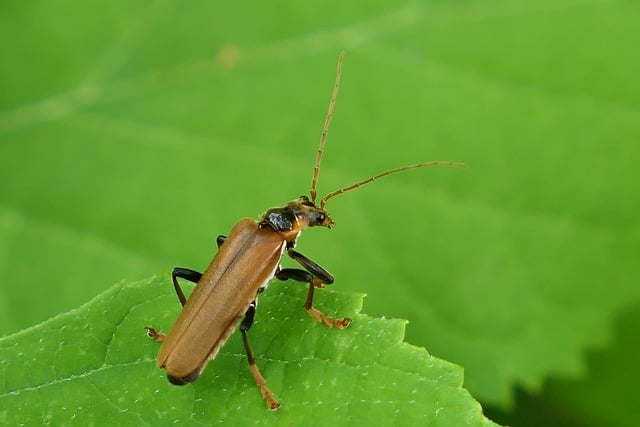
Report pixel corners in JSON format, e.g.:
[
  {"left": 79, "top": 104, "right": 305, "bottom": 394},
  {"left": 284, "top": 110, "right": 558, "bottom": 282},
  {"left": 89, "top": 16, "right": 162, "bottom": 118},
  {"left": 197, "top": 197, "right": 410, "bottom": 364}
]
[
  {"left": 287, "top": 248, "right": 334, "bottom": 287},
  {"left": 276, "top": 251, "right": 351, "bottom": 329},
  {"left": 240, "top": 301, "right": 280, "bottom": 410}
]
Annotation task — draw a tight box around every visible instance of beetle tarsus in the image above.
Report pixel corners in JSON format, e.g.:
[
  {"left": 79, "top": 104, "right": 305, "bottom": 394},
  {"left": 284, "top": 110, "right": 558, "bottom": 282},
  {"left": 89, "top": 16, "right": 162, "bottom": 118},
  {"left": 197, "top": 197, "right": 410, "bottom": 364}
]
[
  {"left": 307, "top": 306, "right": 352, "bottom": 329},
  {"left": 145, "top": 326, "right": 166, "bottom": 342},
  {"left": 275, "top": 265, "right": 350, "bottom": 330},
  {"left": 250, "top": 363, "right": 281, "bottom": 410},
  {"left": 303, "top": 282, "right": 351, "bottom": 329}
]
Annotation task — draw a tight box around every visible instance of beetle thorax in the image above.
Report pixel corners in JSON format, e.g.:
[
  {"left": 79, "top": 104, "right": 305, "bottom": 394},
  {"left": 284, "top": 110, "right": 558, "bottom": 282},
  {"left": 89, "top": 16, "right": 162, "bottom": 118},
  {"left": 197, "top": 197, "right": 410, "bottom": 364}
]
[{"left": 259, "top": 196, "right": 334, "bottom": 240}]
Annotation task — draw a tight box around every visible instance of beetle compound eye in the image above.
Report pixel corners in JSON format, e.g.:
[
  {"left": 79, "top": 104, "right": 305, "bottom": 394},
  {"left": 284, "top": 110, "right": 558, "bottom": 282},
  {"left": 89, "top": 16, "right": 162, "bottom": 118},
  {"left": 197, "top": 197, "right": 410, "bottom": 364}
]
[{"left": 314, "top": 212, "right": 335, "bottom": 228}]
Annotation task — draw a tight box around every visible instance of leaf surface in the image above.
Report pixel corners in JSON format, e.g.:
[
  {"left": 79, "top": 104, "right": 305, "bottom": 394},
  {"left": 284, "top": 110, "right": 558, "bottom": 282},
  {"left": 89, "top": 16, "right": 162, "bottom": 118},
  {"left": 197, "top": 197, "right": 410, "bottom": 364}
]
[{"left": 0, "top": 276, "right": 497, "bottom": 426}]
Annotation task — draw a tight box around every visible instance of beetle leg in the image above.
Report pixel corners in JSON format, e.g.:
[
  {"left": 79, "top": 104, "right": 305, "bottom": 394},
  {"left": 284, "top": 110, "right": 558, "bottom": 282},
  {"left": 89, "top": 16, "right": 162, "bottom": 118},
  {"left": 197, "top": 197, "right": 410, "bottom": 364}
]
[
  {"left": 286, "top": 248, "right": 334, "bottom": 287},
  {"left": 144, "top": 326, "right": 165, "bottom": 341},
  {"left": 240, "top": 301, "right": 280, "bottom": 410},
  {"left": 170, "top": 237, "right": 225, "bottom": 306},
  {"left": 276, "top": 265, "right": 351, "bottom": 329},
  {"left": 171, "top": 267, "right": 202, "bottom": 306},
  {"left": 146, "top": 267, "right": 204, "bottom": 340},
  {"left": 149, "top": 238, "right": 227, "bottom": 342}
]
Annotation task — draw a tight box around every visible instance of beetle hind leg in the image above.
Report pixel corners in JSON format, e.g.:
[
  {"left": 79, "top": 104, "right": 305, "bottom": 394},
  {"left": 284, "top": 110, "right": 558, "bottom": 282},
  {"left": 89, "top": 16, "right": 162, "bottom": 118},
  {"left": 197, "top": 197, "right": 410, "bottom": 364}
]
[{"left": 240, "top": 302, "right": 281, "bottom": 410}]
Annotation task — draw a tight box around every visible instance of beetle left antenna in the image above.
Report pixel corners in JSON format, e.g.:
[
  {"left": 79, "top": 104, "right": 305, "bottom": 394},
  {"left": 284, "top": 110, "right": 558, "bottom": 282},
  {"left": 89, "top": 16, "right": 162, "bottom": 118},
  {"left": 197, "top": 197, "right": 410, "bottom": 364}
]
[{"left": 310, "top": 51, "right": 345, "bottom": 204}]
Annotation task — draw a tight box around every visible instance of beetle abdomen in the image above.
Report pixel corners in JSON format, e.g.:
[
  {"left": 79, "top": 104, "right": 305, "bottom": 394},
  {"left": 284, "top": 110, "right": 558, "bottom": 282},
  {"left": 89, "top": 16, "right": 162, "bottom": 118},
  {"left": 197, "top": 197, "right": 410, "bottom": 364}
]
[{"left": 167, "top": 369, "right": 200, "bottom": 385}]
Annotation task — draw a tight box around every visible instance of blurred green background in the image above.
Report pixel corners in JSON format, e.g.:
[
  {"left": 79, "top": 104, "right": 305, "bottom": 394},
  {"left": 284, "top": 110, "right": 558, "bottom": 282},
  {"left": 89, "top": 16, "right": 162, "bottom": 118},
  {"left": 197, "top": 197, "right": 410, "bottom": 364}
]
[{"left": 1, "top": 1, "right": 638, "bottom": 426}]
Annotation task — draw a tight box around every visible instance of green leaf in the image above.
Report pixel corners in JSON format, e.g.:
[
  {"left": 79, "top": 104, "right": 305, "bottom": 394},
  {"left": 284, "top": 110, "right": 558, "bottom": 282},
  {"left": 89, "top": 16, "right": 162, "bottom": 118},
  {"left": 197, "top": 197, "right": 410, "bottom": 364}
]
[
  {"left": 1, "top": 0, "right": 639, "bottom": 421},
  {"left": 0, "top": 276, "right": 498, "bottom": 426}
]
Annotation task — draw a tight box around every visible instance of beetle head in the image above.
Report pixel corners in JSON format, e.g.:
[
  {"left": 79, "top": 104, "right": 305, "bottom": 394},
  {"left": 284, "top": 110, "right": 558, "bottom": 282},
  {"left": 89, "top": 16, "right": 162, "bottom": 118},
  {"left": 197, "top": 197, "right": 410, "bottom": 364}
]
[
  {"left": 294, "top": 195, "right": 335, "bottom": 229},
  {"left": 260, "top": 196, "right": 334, "bottom": 238}
]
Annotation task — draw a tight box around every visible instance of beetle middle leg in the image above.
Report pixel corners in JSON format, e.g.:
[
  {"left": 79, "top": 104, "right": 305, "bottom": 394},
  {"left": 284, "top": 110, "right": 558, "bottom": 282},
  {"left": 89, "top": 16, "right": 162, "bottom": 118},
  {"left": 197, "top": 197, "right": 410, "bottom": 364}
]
[
  {"left": 276, "top": 248, "right": 351, "bottom": 329},
  {"left": 240, "top": 301, "right": 280, "bottom": 410}
]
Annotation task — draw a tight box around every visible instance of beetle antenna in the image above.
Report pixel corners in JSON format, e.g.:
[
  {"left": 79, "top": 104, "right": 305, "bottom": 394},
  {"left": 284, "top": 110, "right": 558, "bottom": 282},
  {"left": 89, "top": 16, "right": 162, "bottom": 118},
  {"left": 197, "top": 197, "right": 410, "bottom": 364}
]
[
  {"left": 320, "top": 161, "right": 467, "bottom": 208},
  {"left": 310, "top": 51, "right": 345, "bottom": 204}
]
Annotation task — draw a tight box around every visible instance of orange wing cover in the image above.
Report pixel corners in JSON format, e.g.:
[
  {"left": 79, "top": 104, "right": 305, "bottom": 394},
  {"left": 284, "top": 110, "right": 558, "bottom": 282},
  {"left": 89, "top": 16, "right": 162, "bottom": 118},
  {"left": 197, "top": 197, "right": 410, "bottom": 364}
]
[{"left": 157, "top": 218, "right": 286, "bottom": 379}]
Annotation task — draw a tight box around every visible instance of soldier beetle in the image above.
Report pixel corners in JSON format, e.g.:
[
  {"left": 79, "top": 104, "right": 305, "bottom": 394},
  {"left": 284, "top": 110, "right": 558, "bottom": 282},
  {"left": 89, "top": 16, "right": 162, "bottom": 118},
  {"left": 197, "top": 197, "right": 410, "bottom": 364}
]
[{"left": 146, "top": 52, "right": 465, "bottom": 410}]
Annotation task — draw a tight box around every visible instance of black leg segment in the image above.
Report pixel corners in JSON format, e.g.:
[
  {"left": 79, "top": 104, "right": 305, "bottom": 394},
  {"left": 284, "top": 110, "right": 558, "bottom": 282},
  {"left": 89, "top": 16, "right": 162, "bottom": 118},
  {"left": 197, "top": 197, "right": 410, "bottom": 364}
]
[
  {"left": 239, "top": 301, "right": 280, "bottom": 410},
  {"left": 172, "top": 267, "right": 202, "bottom": 306},
  {"left": 240, "top": 301, "right": 257, "bottom": 333},
  {"left": 169, "top": 235, "right": 225, "bottom": 307},
  {"left": 277, "top": 254, "right": 350, "bottom": 329},
  {"left": 287, "top": 249, "right": 334, "bottom": 284},
  {"left": 275, "top": 268, "right": 313, "bottom": 283}
]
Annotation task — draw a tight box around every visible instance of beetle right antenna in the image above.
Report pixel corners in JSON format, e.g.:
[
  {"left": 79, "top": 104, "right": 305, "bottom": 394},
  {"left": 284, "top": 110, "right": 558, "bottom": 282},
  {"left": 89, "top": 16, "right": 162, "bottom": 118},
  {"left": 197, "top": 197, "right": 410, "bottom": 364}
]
[
  {"left": 320, "top": 161, "right": 467, "bottom": 208},
  {"left": 310, "top": 51, "right": 345, "bottom": 204}
]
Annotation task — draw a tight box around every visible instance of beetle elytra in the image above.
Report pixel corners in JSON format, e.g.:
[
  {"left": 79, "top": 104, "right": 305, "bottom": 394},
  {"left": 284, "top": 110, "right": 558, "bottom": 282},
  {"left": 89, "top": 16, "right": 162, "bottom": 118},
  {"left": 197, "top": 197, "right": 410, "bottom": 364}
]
[{"left": 145, "top": 52, "right": 465, "bottom": 410}]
